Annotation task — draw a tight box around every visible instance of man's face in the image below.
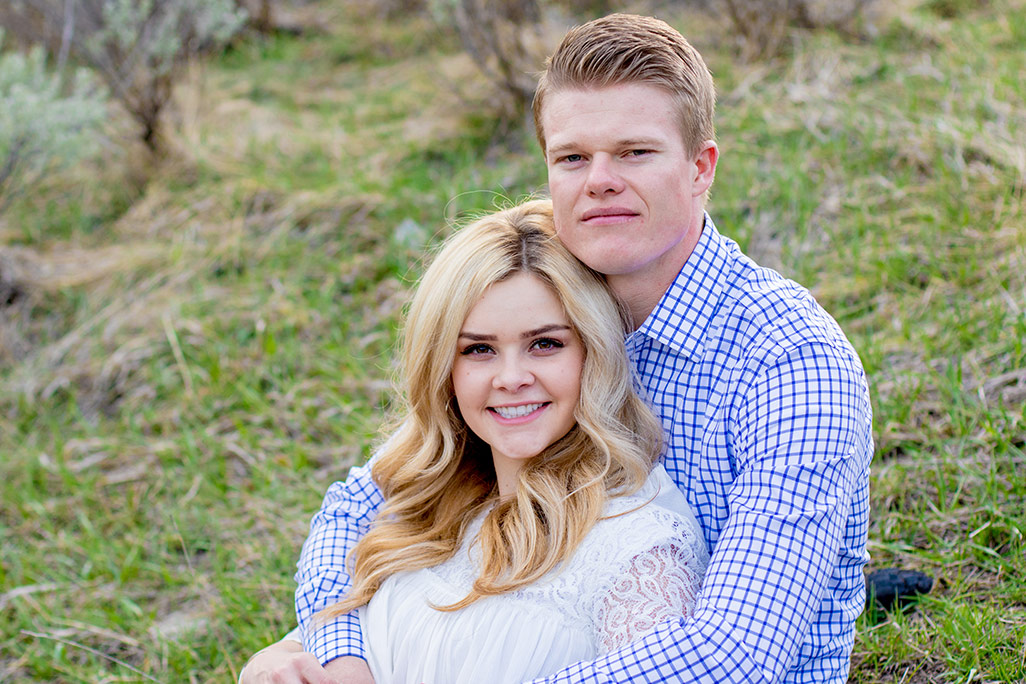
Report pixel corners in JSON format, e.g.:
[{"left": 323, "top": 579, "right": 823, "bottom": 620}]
[{"left": 541, "top": 82, "right": 714, "bottom": 293}]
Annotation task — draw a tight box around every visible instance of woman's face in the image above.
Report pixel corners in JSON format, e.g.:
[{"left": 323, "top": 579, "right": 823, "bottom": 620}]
[{"left": 451, "top": 272, "right": 584, "bottom": 496}]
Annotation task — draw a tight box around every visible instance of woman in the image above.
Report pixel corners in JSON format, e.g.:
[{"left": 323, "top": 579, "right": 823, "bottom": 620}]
[{"left": 242, "top": 199, "right": 708, "bottom": 683}]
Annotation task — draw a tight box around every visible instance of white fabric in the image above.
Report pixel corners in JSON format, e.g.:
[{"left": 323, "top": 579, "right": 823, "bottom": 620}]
[{"left": 358, "top": 465, "right": 709, "bottom": 684}]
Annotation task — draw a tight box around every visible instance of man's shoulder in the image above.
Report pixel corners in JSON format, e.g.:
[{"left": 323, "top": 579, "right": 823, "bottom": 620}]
[
  {"left": 644, "top": 218, "right": 860, "bottom": 369},
  {"left": 712, "top": 242, "right": 854, "bottom": 360}
]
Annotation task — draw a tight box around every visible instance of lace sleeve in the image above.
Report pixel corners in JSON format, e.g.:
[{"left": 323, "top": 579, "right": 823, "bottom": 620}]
[{"left": 595, "top": 539, "right": 706, "bottom": 655}]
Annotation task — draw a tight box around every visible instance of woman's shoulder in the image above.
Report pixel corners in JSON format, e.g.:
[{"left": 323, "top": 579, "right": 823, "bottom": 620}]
[
  {"left": 592, "top": 465, "right": 707, "bottom": 565},
  {"left": 602, "top": 466, "right": 696, "bottom": 526}
]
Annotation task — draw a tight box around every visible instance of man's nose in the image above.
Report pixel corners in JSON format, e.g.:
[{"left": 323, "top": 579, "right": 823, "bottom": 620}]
[{"left": 585, "top": 155, "right": 625, "bottom": 196}]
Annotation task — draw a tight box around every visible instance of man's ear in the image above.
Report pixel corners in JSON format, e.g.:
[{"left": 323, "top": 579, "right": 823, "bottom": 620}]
[{"left": 692, "top": 140, "right": 719, "bottom": 197}]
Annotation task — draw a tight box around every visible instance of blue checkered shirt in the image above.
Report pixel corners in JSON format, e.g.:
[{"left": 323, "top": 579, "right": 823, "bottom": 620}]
[{"left": 295, "top": 214, "right": 873, "bottom": 683}]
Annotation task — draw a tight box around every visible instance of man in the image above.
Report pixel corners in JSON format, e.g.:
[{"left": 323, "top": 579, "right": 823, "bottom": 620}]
[{"left": 243, "top": 13, "right": 872, "bottom": 683}]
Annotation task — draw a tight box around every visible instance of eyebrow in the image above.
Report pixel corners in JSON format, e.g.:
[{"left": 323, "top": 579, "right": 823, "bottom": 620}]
[
  {"left": 458, "top": 324, "right": 572, "bottom": 341},
  {"left": 547, "top": 138, "right": 662, "bottom": 156}
]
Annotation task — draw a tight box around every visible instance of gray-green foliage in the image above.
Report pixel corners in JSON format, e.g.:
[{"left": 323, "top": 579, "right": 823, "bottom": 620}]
[
  {"left": 90, "top": 0, "right": 247, "bottom": 77},
  {"left": 84, "top": 0, "right": 247, "bottom": 148},
  {"left": 0, "top": 0, "right": 247, "bottom": 151},
  {"left": 0, "top": 32, "right": 106, "bottom": 213}
]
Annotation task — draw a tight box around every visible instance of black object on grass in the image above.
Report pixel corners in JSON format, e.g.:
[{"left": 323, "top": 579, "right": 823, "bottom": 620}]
[{"left": 866, "top": 568, "right": 934, "bottom": 610}]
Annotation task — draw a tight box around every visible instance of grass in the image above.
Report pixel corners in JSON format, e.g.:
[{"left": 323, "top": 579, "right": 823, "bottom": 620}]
[{"left": 1, "top": 0, "right": 1025, "bottom": 681}]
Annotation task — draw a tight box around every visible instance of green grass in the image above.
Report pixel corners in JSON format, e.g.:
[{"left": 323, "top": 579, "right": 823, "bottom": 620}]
[{"left": 2, "top": 0, "right": 1025, "bottom": 681}]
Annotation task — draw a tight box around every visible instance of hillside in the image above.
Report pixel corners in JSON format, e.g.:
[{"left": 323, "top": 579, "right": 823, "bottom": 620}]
[{"left": 1, "top": 1, "right": 1024, "bottom": 681}]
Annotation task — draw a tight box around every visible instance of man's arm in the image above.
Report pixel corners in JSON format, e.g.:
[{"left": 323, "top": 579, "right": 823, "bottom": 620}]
[
  {"left": 294, "top": 459, "right": 385, "bottom": 664},
  {"left": 533, "top": 342, "right": 873, "bottom": 683}
]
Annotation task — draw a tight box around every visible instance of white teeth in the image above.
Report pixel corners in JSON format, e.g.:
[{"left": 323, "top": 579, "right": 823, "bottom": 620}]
[{"left": 493, "top": 403, "right": 544, "bottom": 419}]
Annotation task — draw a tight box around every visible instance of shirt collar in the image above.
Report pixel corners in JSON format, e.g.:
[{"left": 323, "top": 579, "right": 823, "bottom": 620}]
[{"left": 628, "top": 212, "right": 732, "bottom": 361}]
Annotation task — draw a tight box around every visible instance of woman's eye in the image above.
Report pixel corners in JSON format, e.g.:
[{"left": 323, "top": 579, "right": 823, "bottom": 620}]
[
  {"left": 460, "top": 343, "right": 493, "bottom": 356},
  {"left": 531, "top": 338, "right": 564, "bottom": 352}
]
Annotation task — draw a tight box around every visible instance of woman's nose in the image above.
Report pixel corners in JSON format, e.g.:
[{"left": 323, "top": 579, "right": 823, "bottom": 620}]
[{"left": 493, "top": 355, "right": 533, "bottom": 391}]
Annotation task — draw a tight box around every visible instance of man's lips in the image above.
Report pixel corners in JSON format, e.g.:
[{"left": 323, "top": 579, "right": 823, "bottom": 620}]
[{"left": 580, "top": 207, "right": 639, "bottom": 223}]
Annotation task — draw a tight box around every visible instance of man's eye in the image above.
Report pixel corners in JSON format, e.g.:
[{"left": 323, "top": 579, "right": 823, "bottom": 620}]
[
  {"left": 628, "top": 149, "right": 651, "bottom": 157},
  {"left": 559, "top": 154, "right": 583, "bottom": 164}
]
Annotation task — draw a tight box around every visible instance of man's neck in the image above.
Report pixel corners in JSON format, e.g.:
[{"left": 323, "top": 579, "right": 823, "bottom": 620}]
[
  {"left": 608, "top": 276, "right": 665, "bottom": 330},
  {"left": 609, "top": 216, "right": 705, "bottom": 329}
]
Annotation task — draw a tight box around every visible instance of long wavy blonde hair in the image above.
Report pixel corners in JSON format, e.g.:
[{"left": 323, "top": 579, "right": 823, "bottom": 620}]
[{"left": 321, "top": 199, "right": 662, "bottom": 616}]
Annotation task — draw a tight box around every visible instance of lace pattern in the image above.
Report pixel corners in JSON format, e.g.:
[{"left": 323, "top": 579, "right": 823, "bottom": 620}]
[{"left": 596, "top": 538, "right": 705, "bottom": 653}]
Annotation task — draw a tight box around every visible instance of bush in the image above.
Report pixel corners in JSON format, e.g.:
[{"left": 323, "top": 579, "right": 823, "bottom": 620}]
[
  {"left": 431, "top": 0, "right": 546, "bottom": 117},
  {"left": 0, "top": 0, "right": 247, "bottom": 152},
  {"left": 720, "top": 0, "right": 876, "bottom": 58},
  {"left": 0, "top": 32, "right": 106, "bottom": 215},
  {"left": 236, "top": 0, "right": 274, "bottom": 33}
]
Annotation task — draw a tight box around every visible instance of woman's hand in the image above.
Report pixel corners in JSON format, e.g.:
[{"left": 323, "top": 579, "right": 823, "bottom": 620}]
[{"left": 240, "top": 639, "right": 344, "bottom": 684}]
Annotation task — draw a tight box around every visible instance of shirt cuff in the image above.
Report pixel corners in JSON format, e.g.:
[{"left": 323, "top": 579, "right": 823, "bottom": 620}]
[{"left": 306, "top": 612, "right": 366, "bottom": 665}]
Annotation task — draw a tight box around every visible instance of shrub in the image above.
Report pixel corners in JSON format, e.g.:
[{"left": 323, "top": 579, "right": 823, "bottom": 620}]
[
  {"left": 0, "top": 31, "right": 106, "bottom": 214},
  {"left": 236, "top": 0, "right": 274, "bottom": 33},
  {"left": 720, "top": 0, "right": 877, "bottom": 58},
  {"left": 0, "top": 0, "right": 247, "bottom": 152},
  {"left": 430, "top": 0, "right": 545, "bottom": 117}
]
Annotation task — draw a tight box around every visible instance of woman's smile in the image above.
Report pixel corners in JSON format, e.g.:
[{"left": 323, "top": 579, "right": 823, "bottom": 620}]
[{"left": 490, "top": 402, "right": 550, "bottom": 421}]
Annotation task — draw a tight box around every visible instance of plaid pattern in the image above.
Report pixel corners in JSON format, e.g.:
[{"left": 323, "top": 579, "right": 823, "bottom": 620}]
[
  {"left": 295, "top": 460, "right": 381, "bottom": 661},
  {"left": 296, "top": 215, "right": 873, "bottom": 683}
]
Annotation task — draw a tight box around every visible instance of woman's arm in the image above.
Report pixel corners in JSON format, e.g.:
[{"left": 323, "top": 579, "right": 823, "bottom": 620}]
[{"left": 595, "top": 537, "right": 707, "bottom": 654}]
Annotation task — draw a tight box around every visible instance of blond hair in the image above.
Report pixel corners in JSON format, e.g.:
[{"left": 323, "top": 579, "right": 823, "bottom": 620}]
[
  {"left": 321, "top": 199, "right": 662, "bottom": 616},
  {"left": 533, "top": 13, "right": 716, "bottom": 157}
]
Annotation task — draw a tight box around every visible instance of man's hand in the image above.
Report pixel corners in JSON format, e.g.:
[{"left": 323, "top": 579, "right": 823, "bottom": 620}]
[{"left": 239, "top": 639, "right": 341, "bottom": 684}]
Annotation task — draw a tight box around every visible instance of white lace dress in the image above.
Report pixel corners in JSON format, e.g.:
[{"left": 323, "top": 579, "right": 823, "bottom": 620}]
[{"left": 358, "top": 465, "right": 709, "bottom": 684}]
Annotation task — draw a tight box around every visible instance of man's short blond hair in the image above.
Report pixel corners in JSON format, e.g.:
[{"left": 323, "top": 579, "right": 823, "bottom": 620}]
[{"left": 533, "top": 13, "right": 716, "bottom": 157}]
